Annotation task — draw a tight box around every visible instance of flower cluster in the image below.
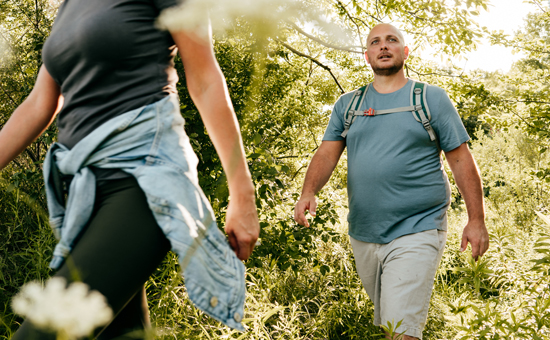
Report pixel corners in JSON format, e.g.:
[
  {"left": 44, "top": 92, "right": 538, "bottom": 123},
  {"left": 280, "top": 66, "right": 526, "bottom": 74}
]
[
  {"left": 157, "top": 0, "right": 348, "bottom": 44},
  {"left": 12, "top": 277, "right": 113, "bottom": 339},
  {"left": 48, "top": 0, "right": 63, "bottom": 8},
  {"left": 158, "top": 0, "right": 297, "bottom": 33}
]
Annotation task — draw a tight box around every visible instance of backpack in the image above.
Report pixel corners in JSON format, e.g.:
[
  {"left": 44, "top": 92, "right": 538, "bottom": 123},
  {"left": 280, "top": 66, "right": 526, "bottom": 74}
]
[{"left": 340, "top": 80, "right": 437, "bottom": 143}]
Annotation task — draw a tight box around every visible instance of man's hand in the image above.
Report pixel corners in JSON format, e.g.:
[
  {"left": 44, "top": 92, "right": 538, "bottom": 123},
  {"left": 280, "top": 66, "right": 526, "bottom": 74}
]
[
  {"left": 294, "top": 194, "right": 317, "bottom": 227},
  {"left": 225, "top": 195, "right": 260, "bottom": 261},
  {"left": 460, "top": 220, "right": 489, "bottom": 260},
  {"left": 445, "top": 143, "right": 489, "bottom": 261},
  {"left": 293, "top": 140, "right": 345, "bottom": 227}
]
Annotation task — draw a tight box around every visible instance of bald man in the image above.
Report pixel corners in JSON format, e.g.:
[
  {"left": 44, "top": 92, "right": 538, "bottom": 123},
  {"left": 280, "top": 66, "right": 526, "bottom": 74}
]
[{"left": 294, "top": 24, "right": 489, "bottom": 339}]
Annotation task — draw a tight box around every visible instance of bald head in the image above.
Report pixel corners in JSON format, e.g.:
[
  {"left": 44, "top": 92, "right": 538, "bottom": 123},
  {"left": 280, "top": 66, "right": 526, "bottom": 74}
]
[
  {"left": 364, "top": 23, "right": 409, "bottom": 77},
  {"left": 366, "top": 23, "right": 405, "bottom": 47}
]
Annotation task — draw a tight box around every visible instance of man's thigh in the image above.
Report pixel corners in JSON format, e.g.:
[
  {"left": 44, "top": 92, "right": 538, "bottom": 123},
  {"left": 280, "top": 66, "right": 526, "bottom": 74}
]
[{"left": 351, "top": 229, "right": 446, "bottom": 339}]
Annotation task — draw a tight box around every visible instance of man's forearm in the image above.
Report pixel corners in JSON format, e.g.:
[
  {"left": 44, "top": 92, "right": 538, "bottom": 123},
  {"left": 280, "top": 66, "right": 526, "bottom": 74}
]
[
  {"left": 446, "top": 143, "right": 489, "bottom": 258},
  {"left": 302, "top": 156, "right": 336, "bottom": 196},
  {"left": 301, "top": 141, "right": 345, "bottom": 197},
  {"left": 294, "top": 140, "right": 344, "bottom": 226},
  {"left": 454, "top": 162, "right": 485, "bottom": 221},
  {"left": 445, "top": 144, "right": 485, "bottom": 221}
]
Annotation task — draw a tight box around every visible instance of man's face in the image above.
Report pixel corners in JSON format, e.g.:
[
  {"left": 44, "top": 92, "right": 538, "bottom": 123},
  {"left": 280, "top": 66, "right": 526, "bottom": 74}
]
[{"left": 365, "top": 24, "right": 409, "bottom": 77}]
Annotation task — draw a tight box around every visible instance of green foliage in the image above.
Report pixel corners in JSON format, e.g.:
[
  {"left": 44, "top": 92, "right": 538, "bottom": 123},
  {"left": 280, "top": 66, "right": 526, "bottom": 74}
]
[
  {"left": 435, "top": 125, "right": 550, "bottom": 340},
  {"left": 146, "top": 235, "right": 384, "bottom": 339},
  {"left": 3, "top": 0, "right": 550, "bottom": 339},
  {"left": 487, "top": 9, "right": 550, "bottom": 141},
  {"left": 380, "top": 319, "right": 404, "bottom": 339},
  {"left": 453, "top": 256, "right": 495, "bottom": 297},
  {"left": 0, "top": 182, "right": 54, "bottom": 339}
]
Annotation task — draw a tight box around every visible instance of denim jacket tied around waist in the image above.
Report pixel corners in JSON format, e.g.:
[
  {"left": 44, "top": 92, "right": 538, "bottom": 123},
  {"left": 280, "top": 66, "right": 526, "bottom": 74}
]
[{"left": 43, "top": 94, "right": 246, "bottom": 330}]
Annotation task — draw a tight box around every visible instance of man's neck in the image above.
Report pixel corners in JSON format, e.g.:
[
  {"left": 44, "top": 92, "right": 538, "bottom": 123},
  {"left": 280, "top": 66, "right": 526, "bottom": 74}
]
[{"left": 371, "top": 71, "right": 408, "bottom": 94}]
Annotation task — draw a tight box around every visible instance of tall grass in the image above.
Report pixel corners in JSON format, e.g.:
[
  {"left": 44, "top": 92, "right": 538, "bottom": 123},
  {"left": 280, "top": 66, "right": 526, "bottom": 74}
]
[
  {"left": 2, "top": 126, "right": 550, "bottom": 339},
  {"left": 0, "top": 177, "right": 55, "bottom": 340}
]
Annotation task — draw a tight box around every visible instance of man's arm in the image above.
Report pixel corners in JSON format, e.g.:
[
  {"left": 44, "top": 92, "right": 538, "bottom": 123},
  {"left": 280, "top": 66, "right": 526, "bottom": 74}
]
[
  {"left": 294, "top": 140, "right": 346, "bottom": 227},
  {"left": 445, "top": 143, "right": 489, "bottom": 260},
  {"left": 171, "top": 28, "right": 259, "bottom": 261}
]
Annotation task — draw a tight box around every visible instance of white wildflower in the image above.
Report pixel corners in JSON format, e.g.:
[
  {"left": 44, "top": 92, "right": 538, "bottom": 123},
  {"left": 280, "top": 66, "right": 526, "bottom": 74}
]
[
  {"left": 12, "top": 277, "right": 113, "bottom": 339},
  {"left": 158, "top": 0, "right": 294, "bottom": 32},
  {"left": 157, "top": 0, "right": 349, "bottom": 43},
  {"left": 48, "top": 0, "right": 63, "bottom": 8}
]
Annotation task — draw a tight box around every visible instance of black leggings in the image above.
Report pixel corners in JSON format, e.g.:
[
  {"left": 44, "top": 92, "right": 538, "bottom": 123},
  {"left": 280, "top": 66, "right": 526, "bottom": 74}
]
[{"left": 12, "top": 177, "right": 172, "bottom": 340}]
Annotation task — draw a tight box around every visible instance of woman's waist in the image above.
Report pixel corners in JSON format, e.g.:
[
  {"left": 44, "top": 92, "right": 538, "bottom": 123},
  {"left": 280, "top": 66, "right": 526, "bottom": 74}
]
[{"left": 57, "top": 92, "right": 171, "bottom": 149}]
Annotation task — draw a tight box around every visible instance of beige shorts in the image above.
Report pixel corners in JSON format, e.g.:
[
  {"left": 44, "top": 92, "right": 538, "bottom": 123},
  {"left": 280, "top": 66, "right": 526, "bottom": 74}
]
[{"left": 350, "top": 229, "right": 447, "bottom": 339}]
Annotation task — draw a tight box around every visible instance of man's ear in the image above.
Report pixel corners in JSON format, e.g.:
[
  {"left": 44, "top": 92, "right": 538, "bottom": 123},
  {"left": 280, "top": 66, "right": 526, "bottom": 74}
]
[
  {"left": 404, "top": 46, "right": 410, "bottom": 60},
  {"left": 364, "top": 50, "right": 370, "bottom": 64}
]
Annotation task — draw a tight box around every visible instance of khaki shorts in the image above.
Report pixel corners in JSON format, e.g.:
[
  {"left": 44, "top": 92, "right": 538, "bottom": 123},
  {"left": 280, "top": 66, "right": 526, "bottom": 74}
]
[{"left": 350, "top": 229, "right": 446, "bottom": 339}]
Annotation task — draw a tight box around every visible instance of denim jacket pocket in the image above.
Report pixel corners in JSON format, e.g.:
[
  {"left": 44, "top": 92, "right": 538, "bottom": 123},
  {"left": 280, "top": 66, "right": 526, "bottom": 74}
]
[
  {"left": 147, "top": 193, "right": 237, "bottom": 276},
  {"left": 200, "top": 227, "right": 238, "bottom": 279},
  {"left": 147, "top": 194, "right": 172, "bottom": 216}
]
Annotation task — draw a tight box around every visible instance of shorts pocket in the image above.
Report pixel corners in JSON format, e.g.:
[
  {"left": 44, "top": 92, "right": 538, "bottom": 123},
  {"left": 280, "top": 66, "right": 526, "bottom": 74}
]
[{"left": 437, "top": 230, "right": 447, "bottom": 251}]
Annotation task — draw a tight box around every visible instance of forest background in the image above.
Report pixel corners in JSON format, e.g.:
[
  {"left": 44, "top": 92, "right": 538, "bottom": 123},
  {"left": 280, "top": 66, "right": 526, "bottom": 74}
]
[{"left": 1, "top": 0, "right": 550, "bottom": 338}]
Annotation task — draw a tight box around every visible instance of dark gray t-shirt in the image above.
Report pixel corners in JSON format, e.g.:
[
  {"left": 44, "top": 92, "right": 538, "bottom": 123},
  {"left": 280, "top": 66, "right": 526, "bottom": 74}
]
[
  {"left": 43, "top": 0, "right": 179, "bottom": 150},
  {"left": 323, "top": 80, "right": 470, "bottom": 244}
]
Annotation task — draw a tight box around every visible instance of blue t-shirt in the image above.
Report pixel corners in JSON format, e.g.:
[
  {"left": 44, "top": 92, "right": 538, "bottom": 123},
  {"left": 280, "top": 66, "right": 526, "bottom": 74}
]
[{"left": 323, "top": 79, "right": 470, "bottom": 244}]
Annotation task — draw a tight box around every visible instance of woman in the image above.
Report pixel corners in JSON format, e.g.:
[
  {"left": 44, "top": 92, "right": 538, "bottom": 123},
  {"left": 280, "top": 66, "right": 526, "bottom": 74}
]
[{"left": 2, "top": 0, "right": 260, "bottom": 339}]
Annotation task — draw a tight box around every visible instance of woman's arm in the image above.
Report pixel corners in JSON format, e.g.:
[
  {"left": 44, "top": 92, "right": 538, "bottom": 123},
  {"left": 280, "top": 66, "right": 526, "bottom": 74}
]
[
  {"left": 0, "top": 65, "right": 62, "bottom": 170},
  {"left": 171, "top": 28, "right": 259, "bottom": 261}
]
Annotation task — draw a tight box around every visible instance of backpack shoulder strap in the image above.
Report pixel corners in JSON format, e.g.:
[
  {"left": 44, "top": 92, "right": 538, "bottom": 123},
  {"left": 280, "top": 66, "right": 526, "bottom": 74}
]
[
  {"left": 410, "top": 81, "right": 437, "bottom": 142},
  {"left": 341, "top": 84, "right": 369, "bottom": 138}
]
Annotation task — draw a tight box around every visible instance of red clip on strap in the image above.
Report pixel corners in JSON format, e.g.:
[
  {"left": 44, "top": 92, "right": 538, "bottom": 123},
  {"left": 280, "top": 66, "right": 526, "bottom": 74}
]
[{"left": 364, "top": 108, "right": 375, "bottom": 116}]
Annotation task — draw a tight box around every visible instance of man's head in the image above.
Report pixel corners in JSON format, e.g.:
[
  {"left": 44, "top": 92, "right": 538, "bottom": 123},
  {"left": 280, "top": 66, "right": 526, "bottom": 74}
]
[{"left": 365, "top": 23, "right": 409, "bottom": 77}]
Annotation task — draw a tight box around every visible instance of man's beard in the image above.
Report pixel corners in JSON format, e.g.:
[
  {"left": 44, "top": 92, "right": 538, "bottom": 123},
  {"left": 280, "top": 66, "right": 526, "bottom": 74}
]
[{"left": 371, "top": 59, "right": 404, "bottom": 76}]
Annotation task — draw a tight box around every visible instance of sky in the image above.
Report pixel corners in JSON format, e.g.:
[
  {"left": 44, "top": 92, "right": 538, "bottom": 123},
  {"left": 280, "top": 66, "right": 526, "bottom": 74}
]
[{"left": 417, "top": 0, "right": 542, "bottom": 73}]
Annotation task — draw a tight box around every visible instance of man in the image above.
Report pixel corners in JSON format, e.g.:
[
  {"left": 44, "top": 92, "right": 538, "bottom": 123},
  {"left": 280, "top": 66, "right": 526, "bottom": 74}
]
[{"left": 294, "top": 23, "right": 489, "bottom": 340}]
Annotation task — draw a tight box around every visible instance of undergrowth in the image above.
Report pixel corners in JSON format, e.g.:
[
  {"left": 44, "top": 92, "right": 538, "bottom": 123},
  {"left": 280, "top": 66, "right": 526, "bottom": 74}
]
[{"left": 1, "top": 127, "right": 550, "bottom": 339}]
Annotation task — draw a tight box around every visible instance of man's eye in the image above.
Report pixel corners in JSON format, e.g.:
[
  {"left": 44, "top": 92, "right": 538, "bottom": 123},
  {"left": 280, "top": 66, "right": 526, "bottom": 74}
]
[{"left": 371, "top": 40, "right": 378, "bottom": 44}]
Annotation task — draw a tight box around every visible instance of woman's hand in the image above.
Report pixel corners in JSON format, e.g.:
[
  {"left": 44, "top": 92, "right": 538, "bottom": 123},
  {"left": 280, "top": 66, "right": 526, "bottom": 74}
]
[{"left": 225, "top": 189, "right": 259, "bottom": 260}]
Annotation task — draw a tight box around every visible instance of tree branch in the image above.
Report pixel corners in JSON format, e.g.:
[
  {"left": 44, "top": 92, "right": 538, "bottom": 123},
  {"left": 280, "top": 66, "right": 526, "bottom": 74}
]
[
  {"left": 405, "top": 64, "right": 465, "bottom": 79},
  {"left": 532, "top": 0, "right": 547, "bottom": 13},
  {"left": 335, "top": 0, "right": 367, "bottom": 46},
  {"left": 35, "top": 0, "right": 40, "bottom": 28},
  {"left": 503, "top": 99, "right": 550, "bottom": 105},
  {"left": 288, "top": 22, "right": 363, "bottom": 54},
  {"left": 509, "top": 108, "right": 542, "bottom": 132},
  {"left": 501, "top": 42, "right": 550, "bottom": 55},
  {"left": 0, "top": 83, "right": 19, "bottom": 106},
  {"left": 278, "top": 40, "right": 346, "bottom": 94},
  {"left": 291, "top": 164, "right": 307, "bottom": 181},
  {"left": 290, "top": 145, "right": 320, "bottom": 181},
  {"left": 276, "top": 155, "right": 301, "bottom": 159},
  {"left": 301, "top": 60, "right": 314, "bottom": 97},
  {"left": 18, "top": 3, "right": 40, "bottom": 31}
]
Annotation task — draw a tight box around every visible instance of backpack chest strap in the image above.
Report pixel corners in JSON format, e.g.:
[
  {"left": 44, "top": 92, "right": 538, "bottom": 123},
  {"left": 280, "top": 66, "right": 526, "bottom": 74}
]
[
  {"left": 348, "top": 105, "right": 422, "bottom": 116},
  {"left": 340, "top": 81, "right": 438, "bottom": 144}
]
